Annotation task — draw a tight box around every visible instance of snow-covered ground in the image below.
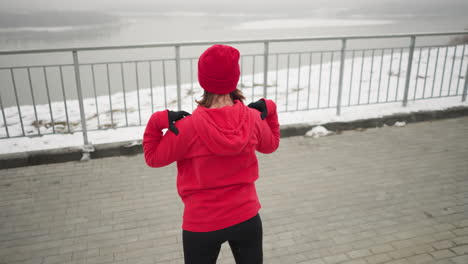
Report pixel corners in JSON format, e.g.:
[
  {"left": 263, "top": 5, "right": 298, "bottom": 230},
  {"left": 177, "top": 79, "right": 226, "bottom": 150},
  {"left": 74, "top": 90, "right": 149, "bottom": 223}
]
[{"left": 0, "top": 45, "right": 467, "bottom": 154}]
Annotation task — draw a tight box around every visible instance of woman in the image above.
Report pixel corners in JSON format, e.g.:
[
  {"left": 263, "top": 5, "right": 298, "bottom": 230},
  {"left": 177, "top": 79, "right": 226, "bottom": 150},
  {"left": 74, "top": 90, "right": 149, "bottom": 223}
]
[{"left": 143, "top": 44, "right": 280, "bottom": 264}]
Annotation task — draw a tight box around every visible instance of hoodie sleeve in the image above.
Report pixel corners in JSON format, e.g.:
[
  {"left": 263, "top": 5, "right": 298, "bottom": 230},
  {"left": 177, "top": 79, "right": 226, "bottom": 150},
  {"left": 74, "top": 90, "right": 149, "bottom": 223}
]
[
  {"left": 256, "top": 99, "right": 280, "bottom": 154},
  {"left": 143, "top": 110, "right": 191, "bottom": 168}
]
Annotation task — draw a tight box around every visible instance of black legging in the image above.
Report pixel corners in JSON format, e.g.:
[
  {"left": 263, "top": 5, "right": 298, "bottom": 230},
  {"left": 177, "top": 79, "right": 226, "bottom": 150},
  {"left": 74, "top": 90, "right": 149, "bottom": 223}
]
[{"left": 182, "top": 214, "right": 263, "bottom": 264}]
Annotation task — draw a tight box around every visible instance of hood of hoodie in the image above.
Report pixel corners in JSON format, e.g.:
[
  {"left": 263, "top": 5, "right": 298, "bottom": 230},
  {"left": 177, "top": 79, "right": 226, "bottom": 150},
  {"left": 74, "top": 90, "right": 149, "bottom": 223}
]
[{"left": 192, "top": 100, "right": 254, "bottom": 156}]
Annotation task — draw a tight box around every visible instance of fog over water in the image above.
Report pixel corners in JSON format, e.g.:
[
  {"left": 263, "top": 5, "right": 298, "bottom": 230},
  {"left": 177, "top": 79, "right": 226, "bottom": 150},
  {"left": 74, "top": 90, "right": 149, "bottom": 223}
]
[
  {"left": 0, "top": 0, "right": 467, "bottom": 50},
  {"left": 2, "top": 0, "right": 468, "bottom": 15}
]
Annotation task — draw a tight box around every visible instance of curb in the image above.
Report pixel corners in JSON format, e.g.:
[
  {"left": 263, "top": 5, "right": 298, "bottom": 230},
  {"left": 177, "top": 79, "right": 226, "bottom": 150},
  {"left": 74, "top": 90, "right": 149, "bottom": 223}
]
[
  {"left": 1, "top": 106, "right": 468, "bottom": 169},
  {"left": 280, "top": 106, "right": 468, "bottom": 137}
]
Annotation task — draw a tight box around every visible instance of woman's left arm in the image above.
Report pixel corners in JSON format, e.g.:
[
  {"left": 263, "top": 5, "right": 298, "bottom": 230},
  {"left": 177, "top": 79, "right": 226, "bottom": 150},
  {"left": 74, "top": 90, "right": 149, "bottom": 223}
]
[{"left": 143, "top": 110, "right": 191, "bottom": 168}]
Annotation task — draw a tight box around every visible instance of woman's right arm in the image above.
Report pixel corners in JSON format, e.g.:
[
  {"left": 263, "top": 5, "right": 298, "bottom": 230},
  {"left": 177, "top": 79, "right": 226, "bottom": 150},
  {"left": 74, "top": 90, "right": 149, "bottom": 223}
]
[
  {"left": 142, "top": 110, "right": 191, "bottom": 168},
  {"left": 256, "top": 99, "right": 280, "bottom": 154}
]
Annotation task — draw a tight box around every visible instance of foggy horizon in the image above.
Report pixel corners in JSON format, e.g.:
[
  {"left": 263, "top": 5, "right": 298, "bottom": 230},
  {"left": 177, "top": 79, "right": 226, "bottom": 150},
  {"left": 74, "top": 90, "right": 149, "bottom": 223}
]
[
  {"left": 0, "top": 0, "right": 466, "bottom": 50},
  {"left": 1, "top": 0, "right": 468, "bottom": 17}
]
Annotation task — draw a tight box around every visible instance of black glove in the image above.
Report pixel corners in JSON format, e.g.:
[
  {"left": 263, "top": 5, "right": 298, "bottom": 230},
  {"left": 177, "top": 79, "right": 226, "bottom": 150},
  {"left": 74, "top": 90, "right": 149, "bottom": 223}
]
[
  {"left": 248, "top": 99, "right": 267, "bottom": 120},
  {"left": 168, "top": 110, "right": 191, "bottom": 135}
]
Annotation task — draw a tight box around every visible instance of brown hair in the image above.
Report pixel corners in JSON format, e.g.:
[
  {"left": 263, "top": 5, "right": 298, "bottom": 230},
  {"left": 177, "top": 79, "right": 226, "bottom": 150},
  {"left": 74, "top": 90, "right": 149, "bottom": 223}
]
[{"left": 196, "top": 89, "right": 245, "bottom": 108}]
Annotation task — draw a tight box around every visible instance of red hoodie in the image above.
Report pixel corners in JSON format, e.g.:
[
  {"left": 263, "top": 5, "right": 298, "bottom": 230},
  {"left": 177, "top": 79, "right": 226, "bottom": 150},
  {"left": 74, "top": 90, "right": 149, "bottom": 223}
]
[{"left": 143, "top": 99, "right": 280, "bottom": 232}]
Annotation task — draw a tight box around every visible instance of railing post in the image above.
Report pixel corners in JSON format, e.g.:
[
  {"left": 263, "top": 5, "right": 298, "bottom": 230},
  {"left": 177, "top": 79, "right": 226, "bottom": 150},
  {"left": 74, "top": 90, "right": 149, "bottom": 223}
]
[
  {"left": 263, "top": 41, "right": 269, "bottom": 98},
  {"left": 72, "top": 50, "right": 89, "bottom": 146},
  {"left": 0, "top": 89, "right": 9, "bottom": 138},
  {"left": 175, "top": 45, "right": 182, "bottom": 111},
  {"left": 336, "top": 38, "right": 347, "bottom": 115},
  {"left": 403, "top": 36, "right": 416, "bottom": 107},
  {"left": 463, "top": 65, "right": 468, "bottom": 102}
]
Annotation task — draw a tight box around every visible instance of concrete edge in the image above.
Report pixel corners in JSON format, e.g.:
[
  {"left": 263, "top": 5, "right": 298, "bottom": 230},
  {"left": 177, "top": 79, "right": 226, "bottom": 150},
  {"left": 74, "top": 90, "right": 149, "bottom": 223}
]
[
  {"left": 280, "top": 106, "right": 468, "bottom": 137},
  {"left": 1, "top": 106, "right": 468, "bottom": 169}
]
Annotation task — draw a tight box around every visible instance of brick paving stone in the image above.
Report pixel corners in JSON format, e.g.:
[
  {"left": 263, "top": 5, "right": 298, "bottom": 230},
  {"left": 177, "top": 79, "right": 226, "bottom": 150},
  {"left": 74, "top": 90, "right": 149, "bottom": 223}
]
[
  {"left": 455, "top": 220, "right": 468, "bottom": 228},
  {"left": 430, "top": 249, "right": 457, "bottom": 260},
  {"left": 1, "top": 117, "right": 468, "bottom": 264},
  {"left": 341, "top": 259, "right": 367, "bottom": 264},
  {"left": 452, "top": 236, "right": 468, "bottom": 246},
  {"left": 405, "top": 253, "right": 436, "bottom": 264},
  {"left": 322, "top": 254, "right": 349, "bottom": 264},
  {"left": 351, "top": 239, "right": 377, "bottom": 250},
  {"left": 42, "top": 253, "right": 72, "bottom": 264},
  {"left": 328, "top": 244, "right": 354, "bottom": 254},
  {"left": 411, "top": 244, "right": 436, "bottom": 255},
  {"left": 433, "top": 231, "right": 457, "bottom": 241},
  {"left": 346, "top": 249, "right": 372, "bottom": 259},
  {"left": 298, "top": 259, "right": 326, "bottom": 264},
  {"left": 434, "top": 224, "right": 457, "bottom": 232},
  {"left": 434, "top": 260, "right": 456, "bottom": 264},
  {"left": 365, "top": 253, "right": 392, "bottom": 264},
  {"left": 384, "top": 260, "right": 410, "bottom": 264},
  {"left": 370, "top": 244, "right": 394, "bottom": 254},
  {"left": 453, "top": 228, "right": 468, "bottom": 236},
  {"left": 451, "top": 255, "right": 468, "bottom": 264},
  {"left": 432, "top": 240, "right": 456, "bottom": 250},
  {"left": 450, "top": 245, "right": 468, "bottom": 255}
]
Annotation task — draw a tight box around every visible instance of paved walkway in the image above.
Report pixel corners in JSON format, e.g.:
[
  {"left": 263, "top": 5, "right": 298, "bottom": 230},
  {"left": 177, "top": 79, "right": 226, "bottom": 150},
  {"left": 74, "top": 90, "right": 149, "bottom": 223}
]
[{"left": 1, "top": 117, "right": 468, "bottom": 264}]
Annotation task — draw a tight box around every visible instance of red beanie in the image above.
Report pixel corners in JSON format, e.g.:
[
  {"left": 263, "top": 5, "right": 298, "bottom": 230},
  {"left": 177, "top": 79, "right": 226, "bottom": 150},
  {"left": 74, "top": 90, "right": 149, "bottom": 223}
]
[{"left": 198, "top": 44, "right": 240, "bottom": 95}]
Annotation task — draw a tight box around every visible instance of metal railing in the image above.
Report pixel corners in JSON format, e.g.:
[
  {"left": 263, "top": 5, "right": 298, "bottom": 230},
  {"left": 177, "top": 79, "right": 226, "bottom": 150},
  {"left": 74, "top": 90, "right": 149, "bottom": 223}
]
[{"left": 0, "top": 31, "right": 467, "bottom": 147}]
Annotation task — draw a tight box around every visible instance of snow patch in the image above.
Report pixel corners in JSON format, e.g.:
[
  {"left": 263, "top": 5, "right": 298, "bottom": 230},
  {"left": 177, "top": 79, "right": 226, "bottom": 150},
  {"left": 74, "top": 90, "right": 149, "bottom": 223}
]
[
  {"left": 305, "top": 126, "right": 332, "bottom": 138},
  {"left": 80, "top": 152, "right": 91, "bottom": 161},
  {"left": 81, "top": 144, "right": 95, "bottom": 153},
  {"left": 393, "top": 121, "right": 406, "bottom": 127},
  {"left": 125, "top": 141, "right": 141, "bottom": 147}
]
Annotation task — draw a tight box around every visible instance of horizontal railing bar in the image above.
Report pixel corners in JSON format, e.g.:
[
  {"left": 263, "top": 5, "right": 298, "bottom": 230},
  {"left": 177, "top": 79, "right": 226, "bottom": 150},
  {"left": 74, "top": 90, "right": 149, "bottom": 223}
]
[
  {"left": 417, "top": 44, "right": 463, "bottom": 49},
  {"left": 82, "top": 56, "right": 267, "bottom": 65},
  {"left": 0, "top": 47, "right": 436, "bottom": 71},
  {"left": 269, "top": 48, "right": 408, "bottom": 55},
  {"left": 414, "top": 94, "right": 461, "bottom": 101},
  {"left": 82, "top": 59, "right": 174, "bottom": 66},
  {"left": 86, "top": 124, "right": 144, "bottom": 131},
  {"left": 346, "top": 100, "right": 400, "bottom": 107},
  {"left": 278, "top": 106, "right": 335, "bottom": 113},
  {"left": 0, "top": 64, "right": 74, "bottom": 70},
  {"left": 271, "top": 51, "right": 337, "bottom": 56},
  {"left": 0, "top": 31, "right": 466, "bottom": 55},
  {"left": 261, "top": 48, "right": 404, "bottom": 56},
  {"left": 2, "top": 44, "right": 459, "bottom": 71}
]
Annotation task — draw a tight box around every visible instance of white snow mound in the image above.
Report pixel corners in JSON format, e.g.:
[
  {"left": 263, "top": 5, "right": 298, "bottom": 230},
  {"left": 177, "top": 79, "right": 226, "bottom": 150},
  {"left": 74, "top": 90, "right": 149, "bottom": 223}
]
[
  {"left": 305, "top": 126, "right": 332, "bottom": 138},
  {"left": 394, "top": 121, "right": 406, "bottom": 127}
]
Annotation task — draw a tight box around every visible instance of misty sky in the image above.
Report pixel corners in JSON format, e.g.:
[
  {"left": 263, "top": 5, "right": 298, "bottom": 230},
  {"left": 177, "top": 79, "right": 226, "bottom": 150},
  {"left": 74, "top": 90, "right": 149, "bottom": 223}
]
[{"left": 2, "top": 0, "right": 468, "bottom": 15}]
